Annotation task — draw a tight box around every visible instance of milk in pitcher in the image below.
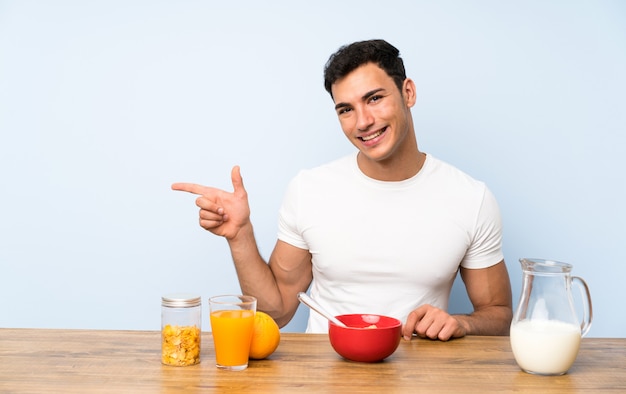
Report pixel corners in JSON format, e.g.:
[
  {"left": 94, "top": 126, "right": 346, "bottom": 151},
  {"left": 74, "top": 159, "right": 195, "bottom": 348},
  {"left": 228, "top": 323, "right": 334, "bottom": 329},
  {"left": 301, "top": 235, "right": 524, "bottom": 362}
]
[{"left": 510, "top": 319, "right": 581, "bottom": 375}]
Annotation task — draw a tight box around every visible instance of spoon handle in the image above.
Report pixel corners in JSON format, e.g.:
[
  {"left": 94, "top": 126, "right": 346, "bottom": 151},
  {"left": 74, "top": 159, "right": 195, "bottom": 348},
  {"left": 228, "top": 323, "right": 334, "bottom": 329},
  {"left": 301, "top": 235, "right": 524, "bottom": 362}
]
[{"left": 297, "top": 292, "right": 347, "bottom": 327}]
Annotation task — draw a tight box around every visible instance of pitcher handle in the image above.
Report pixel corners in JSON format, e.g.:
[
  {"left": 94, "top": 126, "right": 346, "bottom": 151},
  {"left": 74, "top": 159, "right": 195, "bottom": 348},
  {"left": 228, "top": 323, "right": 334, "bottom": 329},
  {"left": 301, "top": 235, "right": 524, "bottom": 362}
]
[{"left": 572, "top": 276, "right": 593, "bottom": 337}]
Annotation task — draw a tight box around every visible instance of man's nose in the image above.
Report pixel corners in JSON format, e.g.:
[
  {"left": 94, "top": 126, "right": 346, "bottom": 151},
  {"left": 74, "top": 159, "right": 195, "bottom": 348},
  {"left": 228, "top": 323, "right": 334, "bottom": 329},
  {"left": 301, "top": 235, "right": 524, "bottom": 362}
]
[{"left": 356, "top": 106, "right": 375, "bottom": 132}]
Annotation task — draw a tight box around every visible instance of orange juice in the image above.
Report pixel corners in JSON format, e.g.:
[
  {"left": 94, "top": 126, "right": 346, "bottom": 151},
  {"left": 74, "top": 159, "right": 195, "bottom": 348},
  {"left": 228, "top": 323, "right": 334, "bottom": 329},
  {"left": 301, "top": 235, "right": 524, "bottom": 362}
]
[{"left": 210, "top": 310, "right": 255, "bottom": 367}]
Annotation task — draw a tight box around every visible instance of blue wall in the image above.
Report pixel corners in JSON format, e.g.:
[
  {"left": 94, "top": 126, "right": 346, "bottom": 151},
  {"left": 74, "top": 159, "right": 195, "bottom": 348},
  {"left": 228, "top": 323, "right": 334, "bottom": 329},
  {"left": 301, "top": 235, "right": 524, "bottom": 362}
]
[{"left": 1, "top": 0, "right": 624, "bottom": 337}]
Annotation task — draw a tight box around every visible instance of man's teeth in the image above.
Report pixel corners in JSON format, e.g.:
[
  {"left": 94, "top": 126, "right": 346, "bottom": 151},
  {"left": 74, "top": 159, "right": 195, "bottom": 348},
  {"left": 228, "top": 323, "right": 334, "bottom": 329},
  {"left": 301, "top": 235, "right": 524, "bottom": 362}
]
[{"left": 361, "top": 129, "right": 384, "bottom": 141}]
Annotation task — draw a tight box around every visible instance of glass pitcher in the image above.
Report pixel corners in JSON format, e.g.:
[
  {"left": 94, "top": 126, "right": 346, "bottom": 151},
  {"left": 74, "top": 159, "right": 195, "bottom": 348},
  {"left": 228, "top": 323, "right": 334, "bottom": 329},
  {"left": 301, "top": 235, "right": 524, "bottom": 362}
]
[{"left": 510, "top": 258, "right": 593, "bottom": 376}]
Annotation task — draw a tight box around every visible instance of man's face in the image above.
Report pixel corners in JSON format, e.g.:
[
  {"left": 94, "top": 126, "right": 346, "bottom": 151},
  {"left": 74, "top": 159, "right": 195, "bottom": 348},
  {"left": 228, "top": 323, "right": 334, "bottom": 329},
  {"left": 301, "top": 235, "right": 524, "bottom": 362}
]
[{"left": 331, "top": 63, "right": 415, "bottom": 164}]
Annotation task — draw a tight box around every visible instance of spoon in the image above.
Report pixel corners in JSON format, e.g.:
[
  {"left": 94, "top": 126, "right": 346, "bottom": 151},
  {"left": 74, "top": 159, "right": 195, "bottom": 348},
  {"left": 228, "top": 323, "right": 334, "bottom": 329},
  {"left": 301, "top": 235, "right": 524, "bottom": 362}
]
[{"left": 297, "top": 292, "right": 347, "bottom": 327}]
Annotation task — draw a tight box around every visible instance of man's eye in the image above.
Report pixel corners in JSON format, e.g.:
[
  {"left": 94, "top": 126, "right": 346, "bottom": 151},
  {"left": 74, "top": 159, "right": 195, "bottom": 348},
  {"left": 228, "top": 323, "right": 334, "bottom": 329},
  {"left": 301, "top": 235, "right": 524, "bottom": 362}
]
[
  {"left": 338, "top": 107, "right": 352, "bottom": 115},
  {"left": 369, "top": 95, "right": 382, "bottom": 103}
]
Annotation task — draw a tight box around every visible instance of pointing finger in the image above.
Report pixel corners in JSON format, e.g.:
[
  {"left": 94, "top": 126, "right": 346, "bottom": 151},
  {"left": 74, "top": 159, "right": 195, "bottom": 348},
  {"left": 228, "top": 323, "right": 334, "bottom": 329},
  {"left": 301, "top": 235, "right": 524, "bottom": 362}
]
[{"left": 171, "top": 182, "right": 213, "bottom": 196}]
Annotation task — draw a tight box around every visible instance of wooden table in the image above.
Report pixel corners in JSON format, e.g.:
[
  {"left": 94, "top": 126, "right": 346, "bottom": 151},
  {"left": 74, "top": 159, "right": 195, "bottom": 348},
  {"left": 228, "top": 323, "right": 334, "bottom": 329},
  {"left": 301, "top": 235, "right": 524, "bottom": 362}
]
[{"left": 1, "top": 329, "right": 624, "bottom": 393}]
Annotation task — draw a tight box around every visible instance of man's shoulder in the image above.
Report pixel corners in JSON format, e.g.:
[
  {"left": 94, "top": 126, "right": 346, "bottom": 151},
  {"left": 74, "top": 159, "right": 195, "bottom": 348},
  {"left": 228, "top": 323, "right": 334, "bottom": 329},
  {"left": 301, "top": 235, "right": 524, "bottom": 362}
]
[
  {"left": 425, "top": 154, "right": 485, "bottom": 186},
  {"left": 282, "top": 154, "right": 357, "bottom": 203},
  {"left": 296, "top": 153, "right": 355, "bottom": 179},
  {"left": 423, "top": 155, "right": 490, "bottom": 201}
]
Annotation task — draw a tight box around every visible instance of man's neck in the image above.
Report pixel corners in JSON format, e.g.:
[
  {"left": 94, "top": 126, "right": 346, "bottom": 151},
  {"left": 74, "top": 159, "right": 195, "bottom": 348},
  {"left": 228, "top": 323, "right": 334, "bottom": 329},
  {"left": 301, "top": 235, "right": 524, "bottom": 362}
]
[{"left": 357, "top": 150, "right": 426, "bottom": 182}]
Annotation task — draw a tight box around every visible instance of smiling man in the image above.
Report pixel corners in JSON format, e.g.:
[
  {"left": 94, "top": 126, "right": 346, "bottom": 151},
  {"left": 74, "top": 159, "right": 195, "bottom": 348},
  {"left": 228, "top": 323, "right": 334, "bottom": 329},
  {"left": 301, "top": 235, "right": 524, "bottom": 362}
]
[{"left": 172, "top": 39, "right": 512, "bottom": 341}]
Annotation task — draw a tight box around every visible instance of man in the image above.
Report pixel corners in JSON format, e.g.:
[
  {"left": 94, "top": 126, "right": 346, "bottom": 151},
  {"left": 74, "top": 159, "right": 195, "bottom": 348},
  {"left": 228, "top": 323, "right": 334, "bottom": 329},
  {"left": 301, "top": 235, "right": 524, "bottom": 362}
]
[{"left": 172, "top": 39, "right": 512, "bottom": 341}]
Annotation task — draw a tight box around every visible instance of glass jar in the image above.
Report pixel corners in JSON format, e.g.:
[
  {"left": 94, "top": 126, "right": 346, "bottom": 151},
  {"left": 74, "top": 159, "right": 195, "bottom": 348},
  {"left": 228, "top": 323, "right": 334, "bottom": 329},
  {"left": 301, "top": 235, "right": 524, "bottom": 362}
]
[{"left": 161, "top": 293, "right": 202, "bottom": 366}]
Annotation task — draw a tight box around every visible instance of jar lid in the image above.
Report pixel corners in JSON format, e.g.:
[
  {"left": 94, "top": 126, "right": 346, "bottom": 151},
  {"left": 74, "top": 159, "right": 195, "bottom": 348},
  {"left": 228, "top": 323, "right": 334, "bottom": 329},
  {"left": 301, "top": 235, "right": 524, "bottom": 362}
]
[{"left": 162, "top": 293, "right": 201, "bottom": 308}]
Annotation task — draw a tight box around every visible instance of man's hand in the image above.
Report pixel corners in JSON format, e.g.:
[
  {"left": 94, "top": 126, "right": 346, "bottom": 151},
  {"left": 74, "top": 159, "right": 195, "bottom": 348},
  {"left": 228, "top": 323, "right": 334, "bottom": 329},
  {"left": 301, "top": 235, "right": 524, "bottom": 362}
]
[
  {"left": 403, "top": 304, "right": 467, "bottom": 341},
  {"left": 403, "top": 262, "right": 513, "bottom": 341},
  {"left": 171, "top": 166, "right": 250, "bottom": 240}
]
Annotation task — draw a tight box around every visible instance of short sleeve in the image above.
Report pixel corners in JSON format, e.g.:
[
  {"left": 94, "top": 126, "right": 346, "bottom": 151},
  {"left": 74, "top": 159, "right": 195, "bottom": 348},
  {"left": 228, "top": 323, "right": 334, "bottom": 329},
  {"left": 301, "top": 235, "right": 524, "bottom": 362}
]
[
  {"left": 277, "top": 174, "right": 309, "bottom": 250},
  {"left": 461, "top": 187, "right": 504, "bottom": 269}
]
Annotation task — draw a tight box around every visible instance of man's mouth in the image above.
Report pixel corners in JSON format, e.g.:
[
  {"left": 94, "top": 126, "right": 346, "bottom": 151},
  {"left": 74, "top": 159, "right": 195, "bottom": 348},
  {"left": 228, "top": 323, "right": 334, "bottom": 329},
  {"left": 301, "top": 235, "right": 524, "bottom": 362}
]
[{"left": 359, "top": 127, "right": 386, "bottom": 142}]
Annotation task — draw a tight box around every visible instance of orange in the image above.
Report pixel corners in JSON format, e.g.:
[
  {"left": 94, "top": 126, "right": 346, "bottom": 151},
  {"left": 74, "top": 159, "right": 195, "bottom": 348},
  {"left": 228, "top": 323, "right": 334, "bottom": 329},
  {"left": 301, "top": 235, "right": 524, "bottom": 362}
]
[{"left": 249, "top": 311, "right": 281, "bottom": 359}]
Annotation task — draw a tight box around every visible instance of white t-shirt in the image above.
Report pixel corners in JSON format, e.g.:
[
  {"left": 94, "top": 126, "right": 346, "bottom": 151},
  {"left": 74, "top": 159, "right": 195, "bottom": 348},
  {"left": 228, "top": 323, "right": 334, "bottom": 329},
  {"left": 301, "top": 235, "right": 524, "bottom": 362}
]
[{"left": 278, "top": 153, "right": 504, "bottom": 333}]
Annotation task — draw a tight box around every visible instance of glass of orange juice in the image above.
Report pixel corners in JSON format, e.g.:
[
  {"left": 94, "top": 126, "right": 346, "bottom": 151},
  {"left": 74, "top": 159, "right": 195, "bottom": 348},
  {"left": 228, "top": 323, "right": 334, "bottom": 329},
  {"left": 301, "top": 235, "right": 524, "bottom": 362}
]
[{"left": 209, "top": 295, "right": 257, "bottom": 371}]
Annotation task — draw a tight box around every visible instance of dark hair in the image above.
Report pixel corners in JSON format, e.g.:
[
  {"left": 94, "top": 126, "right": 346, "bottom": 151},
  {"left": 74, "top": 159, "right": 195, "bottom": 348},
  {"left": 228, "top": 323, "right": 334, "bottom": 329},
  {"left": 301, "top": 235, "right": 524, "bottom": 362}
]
[{"left": 323, "top": 39, "right": 406, "bottom": 98}]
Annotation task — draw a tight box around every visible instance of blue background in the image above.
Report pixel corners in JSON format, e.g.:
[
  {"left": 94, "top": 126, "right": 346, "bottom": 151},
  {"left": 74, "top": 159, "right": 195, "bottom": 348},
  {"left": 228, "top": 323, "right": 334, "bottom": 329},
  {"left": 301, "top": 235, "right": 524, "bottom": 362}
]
[{"left": 1, "top": 0, "right": 624, "bottom": 337}]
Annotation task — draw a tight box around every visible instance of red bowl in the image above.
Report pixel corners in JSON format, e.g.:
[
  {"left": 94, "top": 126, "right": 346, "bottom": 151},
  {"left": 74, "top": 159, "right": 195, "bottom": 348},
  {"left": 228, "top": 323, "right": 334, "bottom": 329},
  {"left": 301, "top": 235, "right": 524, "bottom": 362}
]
[{"left": 328, "top": 314, "right": 402, "bottom": 362}]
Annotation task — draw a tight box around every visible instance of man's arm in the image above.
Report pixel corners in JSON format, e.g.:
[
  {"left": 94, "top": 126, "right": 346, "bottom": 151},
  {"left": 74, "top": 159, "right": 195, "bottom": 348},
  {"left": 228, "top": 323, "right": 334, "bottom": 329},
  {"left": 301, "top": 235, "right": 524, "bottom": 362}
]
[
  {"left": 455, "top": 260, "right": 513, "bottom": 335},
  {"left": 172, "top": 166, "right": 312, "bottom": 328},
  {"left": 230, "top": 234, "right": 313, "bottom": 328}
]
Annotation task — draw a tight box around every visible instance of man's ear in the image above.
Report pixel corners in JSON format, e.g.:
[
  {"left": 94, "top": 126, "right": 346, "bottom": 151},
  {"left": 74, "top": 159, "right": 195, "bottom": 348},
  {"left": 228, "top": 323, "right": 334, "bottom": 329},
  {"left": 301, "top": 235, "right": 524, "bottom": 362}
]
[{"left": 403, "top": 78, "right": 417, "bottom": 108}]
